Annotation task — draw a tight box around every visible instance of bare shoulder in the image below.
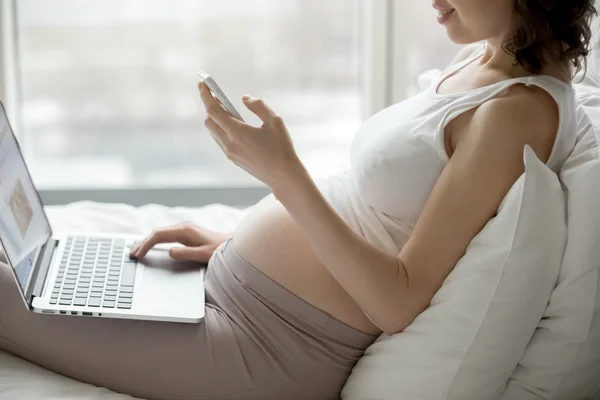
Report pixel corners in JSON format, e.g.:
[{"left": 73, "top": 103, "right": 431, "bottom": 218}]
[{"left": 465, "top": 83, "right": 559, "bottom": 164}]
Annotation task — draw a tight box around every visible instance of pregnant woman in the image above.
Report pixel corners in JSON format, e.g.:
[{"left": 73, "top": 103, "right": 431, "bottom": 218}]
[{"left": 0, "top": 1, "right": 597, "bottom": 399}]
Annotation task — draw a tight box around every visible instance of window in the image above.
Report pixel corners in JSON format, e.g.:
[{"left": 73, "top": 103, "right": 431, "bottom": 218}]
[
  {"left": 0, "top": 0, "right": 461, "bottom": 203},
  {"left": 13, "top": 0, "right": 363, "bottom": 189}
]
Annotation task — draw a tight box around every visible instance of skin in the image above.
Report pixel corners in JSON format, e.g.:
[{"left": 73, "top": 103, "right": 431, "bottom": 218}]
[{"left": 131, "top": 0, "right": 569, "bottom": 336}]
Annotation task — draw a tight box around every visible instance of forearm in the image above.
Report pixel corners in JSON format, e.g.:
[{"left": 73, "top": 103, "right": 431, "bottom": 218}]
[{"left": 272, "top": 166, "right": 412, "bottom": 335}]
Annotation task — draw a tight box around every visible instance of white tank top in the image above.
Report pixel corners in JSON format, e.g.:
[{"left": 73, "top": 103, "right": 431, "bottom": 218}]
[{"left": 317, "top": 49, "right": 577, "bottom": 255}]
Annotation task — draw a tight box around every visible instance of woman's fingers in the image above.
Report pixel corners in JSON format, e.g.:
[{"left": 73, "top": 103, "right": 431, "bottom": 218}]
[
  {"left": 242, "top": 96, "right": 279, "bottom": 125},
  {"left": 198, "top": 82, "right": 246, "bottom": 134},
  {"left": 169, "top": 245, "right": 214, "bottom": 263},
  {"left": 130, "top": 228, "right": 179, "bottom": 259},
  {"left": 204, "top": 116, "right": 231, "bottom": 153},
  {"left": 130, "top": 224, "right": 201, "bottom": 259}
]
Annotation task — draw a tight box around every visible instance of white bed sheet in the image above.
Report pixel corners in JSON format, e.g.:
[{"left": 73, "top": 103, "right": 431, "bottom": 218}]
[{"left": 0, "top": 201, "right": 249, "bottom": 400}]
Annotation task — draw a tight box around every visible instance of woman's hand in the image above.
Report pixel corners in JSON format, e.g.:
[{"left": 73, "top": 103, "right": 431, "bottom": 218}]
[
  {"left": 129, "top": 223, "right": 230, "bottom": 263},
  {"left": 198, "top": 82, "right": 307, "bottom": 189}
]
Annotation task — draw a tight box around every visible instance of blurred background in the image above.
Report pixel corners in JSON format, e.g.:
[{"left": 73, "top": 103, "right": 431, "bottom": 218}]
[{"left": 1, "top": 0, "right": 460, "bottom": 205}]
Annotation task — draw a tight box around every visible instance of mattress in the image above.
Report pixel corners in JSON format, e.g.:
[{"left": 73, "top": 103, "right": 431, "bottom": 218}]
[{"left": 0, "top": 201, "right": 249, "bottom": 399}]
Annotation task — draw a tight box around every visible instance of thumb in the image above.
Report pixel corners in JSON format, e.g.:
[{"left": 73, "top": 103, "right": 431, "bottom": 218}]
[
  {"left": 169, "top": 246, "right": 213, "bottom": 263},
  {"left": 243, "top": 95, "right": 278, "bottom": 124}
]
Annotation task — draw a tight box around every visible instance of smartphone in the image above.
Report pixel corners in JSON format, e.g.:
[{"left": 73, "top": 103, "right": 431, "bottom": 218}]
[{"left": 197, "top": 70, "right": 245, "bottom": 122}]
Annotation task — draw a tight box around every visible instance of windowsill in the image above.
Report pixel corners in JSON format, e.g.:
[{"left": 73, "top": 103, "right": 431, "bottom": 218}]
[{"left": 38, "top": 186, "right": 272, "bottom": 208}]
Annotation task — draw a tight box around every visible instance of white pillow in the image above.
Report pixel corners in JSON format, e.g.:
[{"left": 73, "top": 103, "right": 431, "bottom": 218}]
[
  {"left": 342, "top": 146, "right": 567, "bottom": 400},
  {"left": 498, "top": 106, "right": 600, "bottom": 400},
  {"left": 499, "top": 17, "right": 600, "bottom": 398},
  {"left": 575, "top": 45, "right": 599, "bottom": 139}
]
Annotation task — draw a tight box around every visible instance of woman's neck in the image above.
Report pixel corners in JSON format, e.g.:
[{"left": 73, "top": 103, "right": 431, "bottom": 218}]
[{"left": 478, "top": 39, "right": 571, "bottom": 82}]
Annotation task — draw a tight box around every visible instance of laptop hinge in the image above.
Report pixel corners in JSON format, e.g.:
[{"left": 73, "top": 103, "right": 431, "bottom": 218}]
[{"left": 28, "top": 238, "right": 58, "bottom": 300}]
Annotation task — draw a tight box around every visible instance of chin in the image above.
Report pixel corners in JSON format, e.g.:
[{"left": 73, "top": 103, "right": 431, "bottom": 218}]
[{"left": 445, "top": 29, "right": 477, "bottom": 45}]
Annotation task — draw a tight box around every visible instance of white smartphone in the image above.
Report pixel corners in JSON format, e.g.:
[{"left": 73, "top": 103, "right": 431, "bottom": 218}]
[{"left": 197, "top": 70, "right": 245, "bottom": 122}]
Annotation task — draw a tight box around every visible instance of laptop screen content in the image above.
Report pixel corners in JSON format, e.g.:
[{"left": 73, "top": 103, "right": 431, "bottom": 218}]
[{"left": 0, "top": 106, "right": 51, "bottom": 292}]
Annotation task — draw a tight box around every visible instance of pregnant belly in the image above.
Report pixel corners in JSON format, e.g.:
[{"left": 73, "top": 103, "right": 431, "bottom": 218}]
[{"left": 232, "top": 194, "right": 381, "bottom": 336}]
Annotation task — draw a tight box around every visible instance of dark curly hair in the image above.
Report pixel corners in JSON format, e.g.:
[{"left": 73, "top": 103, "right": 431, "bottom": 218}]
[{"left": 502, "top": 0, "right": 598, "bottom": 77}]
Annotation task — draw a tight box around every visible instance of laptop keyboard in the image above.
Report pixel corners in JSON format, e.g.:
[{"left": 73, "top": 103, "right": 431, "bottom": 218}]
[{"left": 50, "top": 235, "right": 136, "bottom": 310}]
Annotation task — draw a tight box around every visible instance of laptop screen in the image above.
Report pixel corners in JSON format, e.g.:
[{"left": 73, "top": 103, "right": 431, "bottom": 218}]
[{"left": 0, "top": 105, "right": 51, "bottom": 293}]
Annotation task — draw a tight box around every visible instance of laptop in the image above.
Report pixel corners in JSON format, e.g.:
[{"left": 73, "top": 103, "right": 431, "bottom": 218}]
[{"left": 0, "top": 102, "right": 206, "bottom": 323}]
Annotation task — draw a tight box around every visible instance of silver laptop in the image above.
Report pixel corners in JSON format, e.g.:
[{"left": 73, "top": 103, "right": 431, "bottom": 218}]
[{"left": 0, "top": 102, "right": 205, "bottom": 323}]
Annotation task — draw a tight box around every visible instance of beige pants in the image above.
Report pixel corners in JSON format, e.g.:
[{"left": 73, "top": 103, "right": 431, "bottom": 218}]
[{"left": 0, "top": 238, "right": 376, "bottom": 399}]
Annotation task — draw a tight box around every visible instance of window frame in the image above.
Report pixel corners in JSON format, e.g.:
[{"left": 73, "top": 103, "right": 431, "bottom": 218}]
[
  {"left": 0, "top": 0, "right": 393, "bottom": 207},
  {"left": 0, "top": 0, "right": 20, "bottom": 137}
]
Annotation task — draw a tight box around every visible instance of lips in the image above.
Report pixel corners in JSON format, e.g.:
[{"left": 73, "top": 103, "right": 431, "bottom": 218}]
[{"left": 437, "top": 8, "right": 455, "bottom": 17}]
